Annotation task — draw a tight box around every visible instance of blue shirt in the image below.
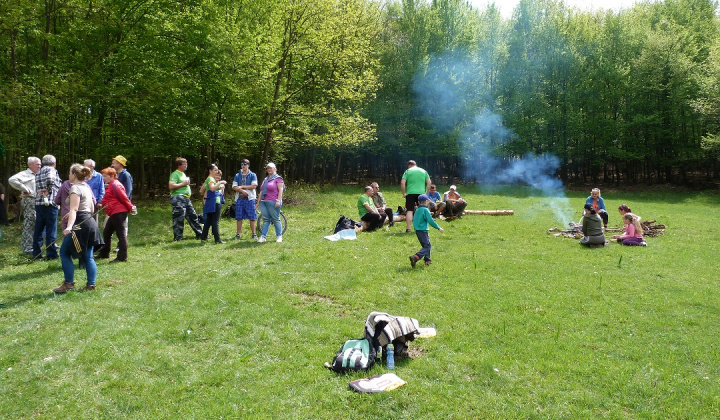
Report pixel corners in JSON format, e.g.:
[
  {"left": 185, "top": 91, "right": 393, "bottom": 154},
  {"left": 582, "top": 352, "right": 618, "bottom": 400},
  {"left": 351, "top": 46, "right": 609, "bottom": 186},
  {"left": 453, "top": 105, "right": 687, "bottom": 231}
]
[
  {"left": 86, "top": 170, "right": 105, "bottom": 203},
  {"left": 428, "top": 191, "right": 442, "bottom": 203},
  {"left": 117, "top": 169, "right": 133, "bottom": 201}
]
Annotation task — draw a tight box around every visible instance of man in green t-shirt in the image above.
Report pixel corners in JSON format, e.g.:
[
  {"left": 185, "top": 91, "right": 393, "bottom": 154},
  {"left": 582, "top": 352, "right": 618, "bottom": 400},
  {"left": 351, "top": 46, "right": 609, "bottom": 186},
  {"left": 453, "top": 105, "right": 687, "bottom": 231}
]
[
  {"left": 400, "top": 160, "right": 431, "bottom": 232},
  {"left": 358, "top": 186, "right": 388, "bottom": 232},
  {"left": 169, "top": 157, "right": 203, "bottom": 241}
]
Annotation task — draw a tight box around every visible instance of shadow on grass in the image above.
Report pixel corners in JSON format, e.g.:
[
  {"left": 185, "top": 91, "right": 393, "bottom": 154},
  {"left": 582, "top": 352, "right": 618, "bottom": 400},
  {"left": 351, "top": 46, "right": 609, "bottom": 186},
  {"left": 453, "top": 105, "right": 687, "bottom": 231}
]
[
  {"left": 0, "top": 263, "right": 58, "bottom": 283},
  {"left": 0, "top": 292, "right": 56, "bottom": 310}
]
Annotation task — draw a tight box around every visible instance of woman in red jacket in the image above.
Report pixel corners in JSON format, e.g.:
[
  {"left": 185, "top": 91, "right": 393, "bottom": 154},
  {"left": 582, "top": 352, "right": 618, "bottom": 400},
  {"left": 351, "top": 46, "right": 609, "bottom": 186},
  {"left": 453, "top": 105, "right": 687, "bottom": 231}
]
[{"left": 95, "top": 167, "right": 133, "bottom": 262}]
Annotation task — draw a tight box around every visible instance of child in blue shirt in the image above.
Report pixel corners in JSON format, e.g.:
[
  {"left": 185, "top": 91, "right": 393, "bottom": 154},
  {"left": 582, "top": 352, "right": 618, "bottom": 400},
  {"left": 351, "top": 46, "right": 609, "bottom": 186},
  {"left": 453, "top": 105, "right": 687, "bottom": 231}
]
[{"left": 409, "top": 194, "right": 444, "bottom": 267}]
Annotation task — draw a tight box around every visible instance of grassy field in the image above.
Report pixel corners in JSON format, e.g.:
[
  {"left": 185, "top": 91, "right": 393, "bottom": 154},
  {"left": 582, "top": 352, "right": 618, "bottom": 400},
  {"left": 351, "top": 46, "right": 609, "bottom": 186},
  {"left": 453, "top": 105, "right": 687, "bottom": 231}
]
[{"left": 1, "top": 185, "right": 719, "bottom": 419}]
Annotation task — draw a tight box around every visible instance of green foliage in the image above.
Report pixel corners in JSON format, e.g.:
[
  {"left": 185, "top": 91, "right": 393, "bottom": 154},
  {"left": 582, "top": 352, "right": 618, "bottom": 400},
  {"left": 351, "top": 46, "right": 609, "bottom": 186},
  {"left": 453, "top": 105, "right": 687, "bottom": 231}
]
[{"left": 1, "top": 0, "right": 719, "bottom": 184}]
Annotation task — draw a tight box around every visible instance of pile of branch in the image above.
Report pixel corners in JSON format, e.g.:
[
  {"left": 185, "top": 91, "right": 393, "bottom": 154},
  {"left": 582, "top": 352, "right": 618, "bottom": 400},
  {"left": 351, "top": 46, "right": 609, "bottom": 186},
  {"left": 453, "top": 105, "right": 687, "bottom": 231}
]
[
  {"left": 639, "top": 220, "right": 666, "bottom": 237},
  {"left": 546, "top": 226, "right": 583, "bottom": 239}
]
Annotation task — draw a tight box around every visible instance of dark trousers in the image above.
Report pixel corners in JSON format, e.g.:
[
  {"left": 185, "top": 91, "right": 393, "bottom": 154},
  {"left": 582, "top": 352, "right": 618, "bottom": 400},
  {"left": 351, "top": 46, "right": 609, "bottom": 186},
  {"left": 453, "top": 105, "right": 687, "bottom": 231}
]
[
  {"left": 171, "top": 195, "right": 202, "bottom": 240},
  {"left": 0, "top": 197, "right": 8, "bottom": 225},
  {"left": 201, "top": 204, "right": 221, "bottom": 242},
  {"left": 414, "top": 230, "right": 432, "bottom": 261},
  {"left": 97, "top": 212, "right": 129, "bottom": 261},
  {"left": 33, "top": 205, "right": 59, "bottom": 258},
  {"left": 361, "top": 212, "right": 387, "bottom": 232}
]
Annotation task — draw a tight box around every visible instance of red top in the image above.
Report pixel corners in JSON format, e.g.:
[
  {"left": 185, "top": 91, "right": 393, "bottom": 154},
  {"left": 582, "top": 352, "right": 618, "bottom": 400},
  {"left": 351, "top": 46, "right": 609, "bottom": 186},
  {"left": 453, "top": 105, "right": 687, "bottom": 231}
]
[{"left": 101, "top": 180, "right": 133, "bottom": 216}]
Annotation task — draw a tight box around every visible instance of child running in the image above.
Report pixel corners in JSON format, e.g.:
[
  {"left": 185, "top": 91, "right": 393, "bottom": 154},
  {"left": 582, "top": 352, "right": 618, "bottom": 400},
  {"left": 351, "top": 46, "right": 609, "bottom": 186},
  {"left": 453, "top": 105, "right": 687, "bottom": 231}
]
[
  {"left": 409, "top": 194, "right": 444, "bottom": 267},
  {"left": 612, "top": 213, "right": 647, "bottom": 246}
]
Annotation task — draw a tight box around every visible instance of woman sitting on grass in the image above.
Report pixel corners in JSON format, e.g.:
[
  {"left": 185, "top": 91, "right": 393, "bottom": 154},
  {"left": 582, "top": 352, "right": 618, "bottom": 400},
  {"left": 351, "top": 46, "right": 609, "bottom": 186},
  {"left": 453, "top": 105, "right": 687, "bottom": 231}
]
[
  {"left": 579, "top": 203, "right": 605, "bottom": 247},
  {"left": 618, "top": 204, "right": 641, "bottom": 224},
  {"left": 612, "top": 214, "right": 647, "bottom": 246},
  {"left": 53, "top": 164, "right": 103, "bottom": 293}
]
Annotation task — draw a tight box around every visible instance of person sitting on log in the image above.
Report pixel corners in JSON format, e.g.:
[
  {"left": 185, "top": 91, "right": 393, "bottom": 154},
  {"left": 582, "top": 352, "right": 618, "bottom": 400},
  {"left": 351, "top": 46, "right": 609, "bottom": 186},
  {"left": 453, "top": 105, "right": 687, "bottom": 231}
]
[
  {"left": 585, "top": 188, "right": 609, "bottom": 228},
  {"left": 426, "top": 184, "right": 445, "bottom": 217},
  {"left": 358, "top": 186, "right": 389, "bottom": 232},
  {"left": 442, "top": 185, "right": 467, "bottom": 217}
]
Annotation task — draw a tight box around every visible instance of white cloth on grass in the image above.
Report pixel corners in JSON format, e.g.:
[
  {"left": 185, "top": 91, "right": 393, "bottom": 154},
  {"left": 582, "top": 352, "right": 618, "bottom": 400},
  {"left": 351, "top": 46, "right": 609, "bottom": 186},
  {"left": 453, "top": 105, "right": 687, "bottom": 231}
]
[{"left": 324, "top": 228, "right": 357, "bottom": 241}]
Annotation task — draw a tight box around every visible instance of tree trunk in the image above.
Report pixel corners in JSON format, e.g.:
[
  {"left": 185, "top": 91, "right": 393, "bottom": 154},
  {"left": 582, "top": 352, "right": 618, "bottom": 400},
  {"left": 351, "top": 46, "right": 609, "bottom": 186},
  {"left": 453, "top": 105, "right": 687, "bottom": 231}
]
[{"left": 334, "top": 153, "right": 342, "bottom": 185}]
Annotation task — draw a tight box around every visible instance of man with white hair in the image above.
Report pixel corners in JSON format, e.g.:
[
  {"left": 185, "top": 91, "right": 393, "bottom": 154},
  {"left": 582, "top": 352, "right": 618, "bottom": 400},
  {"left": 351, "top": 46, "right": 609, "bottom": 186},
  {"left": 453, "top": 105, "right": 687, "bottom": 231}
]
[
  {"left": 443, "top": 185, "right": 467, "bottom": 217},
  {"left": 33, "top": 154, "right": 62, "bottom": 259},
  {"left": 9, "top": 156, "right": 42, "bottom": 254},
  {"left": 84, "top": 159, "right": 105, "bottom": 204}
]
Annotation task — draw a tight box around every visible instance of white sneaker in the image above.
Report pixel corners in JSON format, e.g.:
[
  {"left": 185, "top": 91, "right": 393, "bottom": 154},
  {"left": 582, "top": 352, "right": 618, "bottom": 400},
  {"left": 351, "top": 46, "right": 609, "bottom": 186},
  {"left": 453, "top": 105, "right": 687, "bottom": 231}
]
[
  {"left": 276, "top": 236, "right": 283, "bottom": 243},
  {"left": 257, "top": 236, "right": 266, "bottom": 243}
]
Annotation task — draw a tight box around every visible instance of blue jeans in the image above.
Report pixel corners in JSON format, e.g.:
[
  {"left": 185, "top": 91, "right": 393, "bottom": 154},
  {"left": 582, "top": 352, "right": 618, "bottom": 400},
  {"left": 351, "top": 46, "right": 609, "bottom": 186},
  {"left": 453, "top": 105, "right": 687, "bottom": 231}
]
[
  {"left": 33, "top": 205, "right": 59, "bottom": 258},
  {"left": 60, "top": 234, "right": 97, "bottom": 286},
  {"left": 260, "top": 200, "right": 282, "bottom": 238},
  {"left": 414, "top": 230, "right": 432, "bottom": 261}
]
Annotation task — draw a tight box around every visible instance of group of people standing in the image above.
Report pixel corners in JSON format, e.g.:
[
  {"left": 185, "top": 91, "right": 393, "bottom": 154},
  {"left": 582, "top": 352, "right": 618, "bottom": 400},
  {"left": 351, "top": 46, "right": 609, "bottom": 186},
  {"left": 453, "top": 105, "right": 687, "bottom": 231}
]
[
  {"left": 169, "top": 158, "right": 285, "bottom": 245},
  {"left": 7, "top": 155, "right": 134, "bottom": 293},
  {"left": 578, "top": 188, "right": 647, "bottom": 247}
]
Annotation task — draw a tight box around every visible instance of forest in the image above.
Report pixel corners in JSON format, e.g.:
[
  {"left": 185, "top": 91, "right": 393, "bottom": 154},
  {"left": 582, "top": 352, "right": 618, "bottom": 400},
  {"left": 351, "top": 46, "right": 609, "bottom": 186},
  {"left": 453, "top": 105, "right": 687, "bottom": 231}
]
[{"left": 2, "top": 0, "right": 720, "bottom": 197}]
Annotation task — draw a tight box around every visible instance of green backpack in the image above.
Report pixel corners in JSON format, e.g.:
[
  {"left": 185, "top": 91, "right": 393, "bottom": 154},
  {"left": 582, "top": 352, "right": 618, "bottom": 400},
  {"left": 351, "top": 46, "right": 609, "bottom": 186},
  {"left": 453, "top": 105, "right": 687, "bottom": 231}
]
[{"left": 328, "top": 338, "right": 377, "bottom": 373}]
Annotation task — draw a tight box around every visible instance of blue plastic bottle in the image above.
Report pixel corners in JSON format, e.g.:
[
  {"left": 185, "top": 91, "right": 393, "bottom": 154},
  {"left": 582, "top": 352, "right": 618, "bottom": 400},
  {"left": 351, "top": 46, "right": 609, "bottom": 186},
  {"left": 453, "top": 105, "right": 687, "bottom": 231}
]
[{"left": 386, "top": 344, "right": 394, "bottom": 369}]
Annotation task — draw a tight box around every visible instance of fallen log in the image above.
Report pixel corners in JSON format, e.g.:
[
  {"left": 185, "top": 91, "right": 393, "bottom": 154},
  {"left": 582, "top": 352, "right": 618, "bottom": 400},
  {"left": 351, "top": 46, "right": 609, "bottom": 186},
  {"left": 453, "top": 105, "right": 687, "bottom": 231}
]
[{"left": 462, "top": 210, "right": 515, "bottom": 216}]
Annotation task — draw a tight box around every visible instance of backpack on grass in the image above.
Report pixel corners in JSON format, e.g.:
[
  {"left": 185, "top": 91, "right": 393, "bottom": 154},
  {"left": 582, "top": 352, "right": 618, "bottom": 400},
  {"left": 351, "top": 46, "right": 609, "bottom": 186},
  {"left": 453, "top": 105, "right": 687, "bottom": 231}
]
[
  {"left": 327, "top": 338, "right": 377, "bottom": 373},
  {"left": 334, "top": 215, "right": 361, "bottom": 234}
]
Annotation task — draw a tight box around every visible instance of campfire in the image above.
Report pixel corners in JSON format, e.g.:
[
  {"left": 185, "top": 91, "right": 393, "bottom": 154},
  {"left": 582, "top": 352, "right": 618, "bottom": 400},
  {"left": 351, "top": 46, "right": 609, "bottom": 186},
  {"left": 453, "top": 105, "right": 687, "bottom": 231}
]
[{"left": 548, "top": 220, "right": 666, "bottom": 239}]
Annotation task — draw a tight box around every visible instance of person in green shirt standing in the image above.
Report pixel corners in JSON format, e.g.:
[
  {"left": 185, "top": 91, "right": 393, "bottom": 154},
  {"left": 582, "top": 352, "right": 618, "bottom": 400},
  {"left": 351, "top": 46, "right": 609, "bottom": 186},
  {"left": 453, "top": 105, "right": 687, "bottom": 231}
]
[
  {"left": 400, "top": 160, "right": 432, "bottom": 233},
  {"left": 169, "top": 157, "right": 203, "bottom": 241}
]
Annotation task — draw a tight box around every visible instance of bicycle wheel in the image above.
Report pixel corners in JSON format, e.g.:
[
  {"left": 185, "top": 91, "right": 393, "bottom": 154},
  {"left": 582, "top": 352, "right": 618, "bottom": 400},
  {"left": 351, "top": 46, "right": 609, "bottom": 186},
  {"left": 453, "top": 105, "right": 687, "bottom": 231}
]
[{"left": 257, "top": 209, "right": 287, "bottom": 235}]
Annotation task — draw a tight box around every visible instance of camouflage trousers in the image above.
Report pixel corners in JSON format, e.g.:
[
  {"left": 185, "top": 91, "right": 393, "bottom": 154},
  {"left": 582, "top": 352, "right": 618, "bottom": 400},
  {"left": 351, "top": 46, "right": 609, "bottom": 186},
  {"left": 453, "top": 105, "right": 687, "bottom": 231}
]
[
  {"left": 171, "top": 195, "right": 202, "bottom": 240},
  {"left": 21, "top": 196, "right": 36, "bottom": 254}
]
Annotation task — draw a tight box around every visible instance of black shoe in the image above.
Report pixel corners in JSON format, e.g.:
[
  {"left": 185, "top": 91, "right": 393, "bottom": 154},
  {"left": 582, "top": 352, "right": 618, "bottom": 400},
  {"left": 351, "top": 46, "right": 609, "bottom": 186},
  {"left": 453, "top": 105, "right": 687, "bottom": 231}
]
[
  {"left": 173, "top": 237, "right": 184, "bottom": 242},
  {"left": 109, "top": 258, "right": 126, "bottom": 264}
]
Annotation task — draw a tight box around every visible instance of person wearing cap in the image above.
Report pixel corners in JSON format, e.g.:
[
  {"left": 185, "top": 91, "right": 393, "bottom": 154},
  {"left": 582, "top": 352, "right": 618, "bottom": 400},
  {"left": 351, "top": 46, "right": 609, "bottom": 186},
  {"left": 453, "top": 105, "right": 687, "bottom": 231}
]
[
  {"left": 409, "top": 194, "right": 443, "bottom": 268},
  {"left": 111, "top": 155, "right": 133, "bottom": 201},
  {"left": 400, "top": 160, "right": 431, "bottom": 233},
  {"left": 256, "top": 162, "right": 284, "bottom": 243},
  {"left": 579, "top": 203, "right": 606, "bottom": 246},
  {"left": 9, "top": 156, "right": 42, "bottom": 254},
  {"left": 231, "top": 159, "right": 259, "bottom": 240},
  {"left": 442, "top": 185, "right": 467, "bottom": 218},
  {"left": 169, "top": 157, "right": 203, "bottom": 241},
  {"left": 358, "top": 186, "right": 390, "bottom": 232},
  {"left": 426, "top": 184, "right": 445, "bottom": 217}
]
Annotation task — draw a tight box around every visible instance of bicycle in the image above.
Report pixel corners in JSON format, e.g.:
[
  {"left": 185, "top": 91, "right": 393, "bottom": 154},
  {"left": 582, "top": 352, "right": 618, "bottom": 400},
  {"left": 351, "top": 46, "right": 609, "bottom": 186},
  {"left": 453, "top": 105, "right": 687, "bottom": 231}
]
[{"left": 221, "top": 200, "right": 287, "bottom": 235}]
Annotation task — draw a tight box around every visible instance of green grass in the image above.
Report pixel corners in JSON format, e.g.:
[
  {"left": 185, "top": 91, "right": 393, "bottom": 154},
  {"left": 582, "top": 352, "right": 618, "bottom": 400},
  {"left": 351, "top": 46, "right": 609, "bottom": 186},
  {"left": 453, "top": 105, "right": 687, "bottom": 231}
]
[{"left": 1, "top": 185, "right": 719, "bottom": 418}]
